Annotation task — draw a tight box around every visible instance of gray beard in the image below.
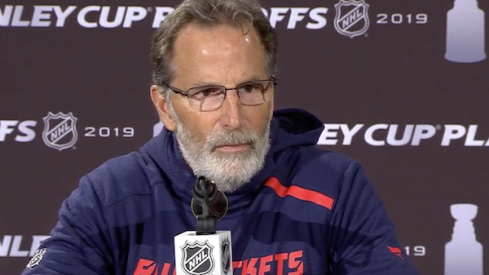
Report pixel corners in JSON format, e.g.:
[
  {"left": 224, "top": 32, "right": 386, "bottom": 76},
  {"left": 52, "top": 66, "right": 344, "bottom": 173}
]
[{"left": 169, "top": 104, "right": 271, "bottom": 193}]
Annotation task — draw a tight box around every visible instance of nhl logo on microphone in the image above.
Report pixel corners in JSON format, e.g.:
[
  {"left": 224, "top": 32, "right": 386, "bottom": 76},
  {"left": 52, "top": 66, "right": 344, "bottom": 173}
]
[
  {"left": 175, "top": 231, "right": 232, "bottom": 275},
  {"left": 181, "top": 240, "right": 215, "bottom": 275}
]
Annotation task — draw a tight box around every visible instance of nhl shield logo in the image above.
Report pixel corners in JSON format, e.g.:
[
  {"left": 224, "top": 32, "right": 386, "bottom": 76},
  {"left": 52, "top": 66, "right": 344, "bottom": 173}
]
[
  {"left": 221, "top": 237, "right": 231, "bottom": 273},
  {"left": 334, "top": 0, "right": 370, "bottom": 38},
  {"left": 42, "top": 112, "right": 78, "bottom": 151},
  {"left": 181, "top": 240, "right": 215, "bottom": 275}
]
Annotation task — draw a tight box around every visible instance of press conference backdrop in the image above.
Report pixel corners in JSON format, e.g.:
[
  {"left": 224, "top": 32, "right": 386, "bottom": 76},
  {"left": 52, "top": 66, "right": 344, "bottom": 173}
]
[{"left": 0, "top": 0, "right": 487, "bottom": 274}]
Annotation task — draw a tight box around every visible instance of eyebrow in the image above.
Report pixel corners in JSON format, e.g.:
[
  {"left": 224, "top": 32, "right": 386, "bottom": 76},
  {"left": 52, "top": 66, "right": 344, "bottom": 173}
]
[{"left": 189, "top": 76, "right": 267, "bottom": 87}]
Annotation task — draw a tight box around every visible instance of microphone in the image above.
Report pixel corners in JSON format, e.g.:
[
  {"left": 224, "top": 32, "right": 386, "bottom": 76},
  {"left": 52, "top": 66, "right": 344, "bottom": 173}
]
[
  {"left": 174, "top": 176, "right": 233, "bottom": 275},
  {"left": 191, "top": 176, "right": 228, "bottom": 234}
]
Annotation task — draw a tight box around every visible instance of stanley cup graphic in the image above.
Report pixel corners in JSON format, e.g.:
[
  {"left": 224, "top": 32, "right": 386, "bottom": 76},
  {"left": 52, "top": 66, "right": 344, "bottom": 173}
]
[
  {"left": 445, "top": 0, "right": 486, "bottom": 63},
  {"left": 444, "top": 203, "right": 483, "bottom": 275}
]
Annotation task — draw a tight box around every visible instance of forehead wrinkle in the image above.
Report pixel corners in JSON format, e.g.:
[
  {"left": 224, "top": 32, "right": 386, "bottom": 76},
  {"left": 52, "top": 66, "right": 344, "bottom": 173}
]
[
  {"left": 189, "top": 74, "right": 267, "bottom": 88},
  {"left": 172, "top": 23, "right": 268, "bottom": 90}
]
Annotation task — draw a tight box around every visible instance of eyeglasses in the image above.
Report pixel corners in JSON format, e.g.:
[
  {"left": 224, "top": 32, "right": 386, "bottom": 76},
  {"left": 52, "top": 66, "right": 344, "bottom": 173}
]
[{"left": 161, "top": 78, "right": 277, "bottom": 112}]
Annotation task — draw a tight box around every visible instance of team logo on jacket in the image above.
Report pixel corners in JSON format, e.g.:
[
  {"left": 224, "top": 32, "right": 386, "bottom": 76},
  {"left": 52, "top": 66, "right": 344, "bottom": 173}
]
[
  {"left": 221, "top": 237, "right": 231, "bottom": 273},
  {"left": 42, "top": 112, "right": 78, "bottom": 151},
  {"left": 181, "top": 240, "right": 215, "bottom": 275},
  {"left": 334, "top": 0, "right": 370, "bottom": 38},
  {"left": 26, "top": 248, "right": 47, "bottom": 269}
]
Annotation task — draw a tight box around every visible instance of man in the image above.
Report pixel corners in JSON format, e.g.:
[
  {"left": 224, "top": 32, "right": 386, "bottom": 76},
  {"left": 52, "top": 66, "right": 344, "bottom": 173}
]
[{"left": 21, "top": 0, "right": 420, "bottom": 274}]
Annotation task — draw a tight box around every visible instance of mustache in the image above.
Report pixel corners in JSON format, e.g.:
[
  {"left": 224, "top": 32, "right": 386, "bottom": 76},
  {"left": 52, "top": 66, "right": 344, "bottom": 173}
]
[{"left": 206, "top": 129, "right": 259, "bottom": 150}]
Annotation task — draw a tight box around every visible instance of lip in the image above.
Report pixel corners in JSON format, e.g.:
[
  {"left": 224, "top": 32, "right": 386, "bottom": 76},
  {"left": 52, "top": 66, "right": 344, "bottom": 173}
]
[{"left": 215, "top": 144, "right": 251, "bottom": 153}]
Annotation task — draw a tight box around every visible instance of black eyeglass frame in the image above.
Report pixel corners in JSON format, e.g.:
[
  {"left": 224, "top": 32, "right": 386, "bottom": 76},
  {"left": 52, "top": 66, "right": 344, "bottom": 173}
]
[{"left": 160, "top": 77, "right": 278, "bottom": 103}]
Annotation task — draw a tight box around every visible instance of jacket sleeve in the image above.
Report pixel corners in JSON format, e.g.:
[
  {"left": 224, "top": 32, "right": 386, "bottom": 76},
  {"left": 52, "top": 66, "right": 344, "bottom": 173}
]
[
  {"left": 20, "top": 175, "right": 114, "bottom": 274},
  {"left": 327, "top": 160, "right": 420, "bottom": 275}
]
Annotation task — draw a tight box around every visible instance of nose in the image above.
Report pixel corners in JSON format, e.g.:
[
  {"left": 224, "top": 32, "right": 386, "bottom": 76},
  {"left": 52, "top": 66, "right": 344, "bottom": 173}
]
[{"left": 218, "top": 90, "right": 242, "bottom": 130}]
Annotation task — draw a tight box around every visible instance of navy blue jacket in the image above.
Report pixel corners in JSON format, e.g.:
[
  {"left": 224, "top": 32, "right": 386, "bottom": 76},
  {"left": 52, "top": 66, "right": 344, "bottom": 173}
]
[{"left": 20, "top": 108, "right": 420, "bottom": 275}]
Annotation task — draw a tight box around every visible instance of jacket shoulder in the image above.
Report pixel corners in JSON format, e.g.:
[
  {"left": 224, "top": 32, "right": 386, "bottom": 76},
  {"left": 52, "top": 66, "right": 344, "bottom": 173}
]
[
  {"left": 289, "top": 147, "right": 358, "bottom": 196},
  {"left": 81, "top": 149, "right": 157, "bottom": 207}
]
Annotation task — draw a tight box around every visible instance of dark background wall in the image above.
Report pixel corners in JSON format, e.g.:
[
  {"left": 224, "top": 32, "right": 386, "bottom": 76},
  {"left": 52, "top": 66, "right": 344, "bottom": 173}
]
[{"left": 1, "top": 0, "right": 488, "bottom": 274}]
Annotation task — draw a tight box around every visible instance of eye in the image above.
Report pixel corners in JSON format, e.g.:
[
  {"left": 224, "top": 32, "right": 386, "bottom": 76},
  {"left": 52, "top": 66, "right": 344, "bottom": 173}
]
[
  {"left": 239, "top": 83, "right": 263, "bottom": 94},
  {"left": 191, "top": 87, "right": 223, "bottom": 100}
]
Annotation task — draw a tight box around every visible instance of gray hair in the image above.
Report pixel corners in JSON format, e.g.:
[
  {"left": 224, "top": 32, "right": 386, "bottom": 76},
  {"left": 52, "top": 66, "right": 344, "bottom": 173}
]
[{"left": 150, "top": 0, "right": 278, "bottom": 100}]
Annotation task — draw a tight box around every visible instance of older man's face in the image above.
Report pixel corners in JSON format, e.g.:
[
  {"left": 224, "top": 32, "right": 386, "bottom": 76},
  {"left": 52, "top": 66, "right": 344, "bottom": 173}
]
[{"left": 153, "top": 22, "right": 274, "bottom": 192}]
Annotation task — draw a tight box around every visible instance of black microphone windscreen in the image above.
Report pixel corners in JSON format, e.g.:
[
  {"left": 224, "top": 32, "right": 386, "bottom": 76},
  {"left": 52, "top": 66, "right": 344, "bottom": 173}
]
[{"left": 191, "top": 189, "right": 228, "bottom": 220}]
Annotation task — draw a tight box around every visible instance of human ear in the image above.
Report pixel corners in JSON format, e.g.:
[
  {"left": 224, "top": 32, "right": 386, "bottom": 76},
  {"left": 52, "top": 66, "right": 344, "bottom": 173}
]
[{"left": 150, "top": 85, "right": 177, "bottom": 131}]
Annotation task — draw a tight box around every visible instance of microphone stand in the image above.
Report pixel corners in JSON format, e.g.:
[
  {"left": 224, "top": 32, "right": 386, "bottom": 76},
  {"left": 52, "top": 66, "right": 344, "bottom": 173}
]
[{"left": 194, "top": 176, "right": 217, "bottom": 235}]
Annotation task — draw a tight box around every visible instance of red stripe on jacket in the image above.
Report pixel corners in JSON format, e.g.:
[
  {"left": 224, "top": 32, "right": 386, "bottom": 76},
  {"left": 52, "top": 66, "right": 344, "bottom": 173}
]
[{"left": 264, "top": 177, "right": 334, "bottom": 210}]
